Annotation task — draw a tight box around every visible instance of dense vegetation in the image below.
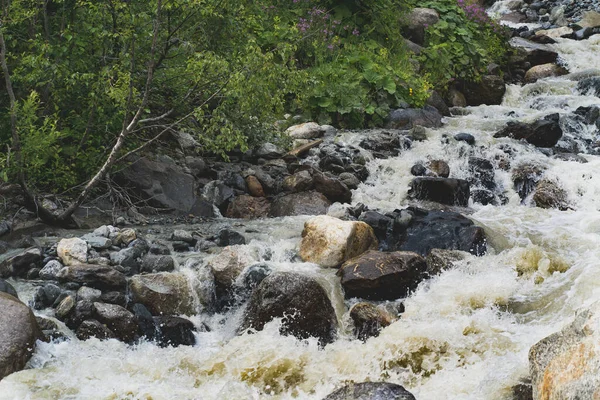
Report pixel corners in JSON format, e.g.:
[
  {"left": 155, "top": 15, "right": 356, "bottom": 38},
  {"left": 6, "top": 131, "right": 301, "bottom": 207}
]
[{"left": 0, "top": 0, "right": 508, "bottom": 194}]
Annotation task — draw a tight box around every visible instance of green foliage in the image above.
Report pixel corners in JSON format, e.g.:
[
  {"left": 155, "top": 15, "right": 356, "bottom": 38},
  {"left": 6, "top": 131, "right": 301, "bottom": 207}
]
[{"left": 0, "top": 0, "right": 510, "bottom": 192}]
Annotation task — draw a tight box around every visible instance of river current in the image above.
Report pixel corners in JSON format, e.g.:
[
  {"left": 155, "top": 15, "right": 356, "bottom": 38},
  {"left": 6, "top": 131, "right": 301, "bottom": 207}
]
[{"left": 1, "top": 23, "right": 600, "bottom": 400}]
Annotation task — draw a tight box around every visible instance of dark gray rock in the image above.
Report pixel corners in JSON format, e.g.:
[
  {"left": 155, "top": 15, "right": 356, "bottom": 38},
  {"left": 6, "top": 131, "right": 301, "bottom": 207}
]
[
  {"left": 216, "top": 229, "right": 246, "bottom": 246},
  {"left": 115, "top": 157, "right": 196, "bottom": 213},
  {"left": 255, "top": 143, "right": 285, "bottom": 160},
  {"left": 359, "top": 211, "right": 392, "bottom": 241},
  {"left": 323, "top": 382, "right": 416, "bottom": 400},
  {"left": 100, "top": 291, "right": 127, "bottom": 307},
  {"left": 76, "top": 319, "right": 115, "bottom": 340},
  {"left": 240, "top": 272, "right": 338, "bottom": 346},
  {"left": 0, "top": 278, "right": 18, "bottom": 298},
  {"left": 269, "top": 191, "right": 331, "bottom": 217},
  {"left": 463, "top": 75, "right": 506, "bottom": 106},
  {"left": 93, "top": 302, "right": 139, "bottom": 343},
  {"left": 0, "top": 247, "right": 42, "bottom": 278},
  {"left": 509, "top": 37, "right": 559, "bottom": 66},
  {"left": 494, "top": 114, "right": 562, "bottom": 147},
  {"left": 408, "top": 177, "right": 470, "bottom": 206},
  {"left": 387, "top": 208, "right": 487, "bottom": 256},
  {"left": 0, "top": 293, "right": 42, "bottom": 379},
  {"left": 577, "top": 77, "right": 600, "bottom": 96},
  {"left": 201, "top": 180, "right": 235, "bottom": 210},
  {"left": 149, "top": 241, "right": 170, "bottom": 255},
  {"left": 33, "top": 284, "right": 62, "bottom": 310},
  {"left": 57, "top": 264, "right": 127, "bottom": 291},
  {"left": 454, "top": 133, "right": 475, "bottom": 145},
  {"left": 349, "top": 302, "right": 392, "bottom": 340},
  {"left": 313, "top": 171, "right": 352, "bottom": 203},
  {"left": 141, "top": 255, "right": 175, "bottom": 273},
  {"left": 403, "top": 7, "right": 439, "bottom": 46},
  {"left": 339, "top": 250, "right": 427, "bottom": 301},
  {"left": 385, "top": 106, "right": 443, "bottom": 130},
  {"left": 153, "top": 316, "right": 199, "bottom": 347}
]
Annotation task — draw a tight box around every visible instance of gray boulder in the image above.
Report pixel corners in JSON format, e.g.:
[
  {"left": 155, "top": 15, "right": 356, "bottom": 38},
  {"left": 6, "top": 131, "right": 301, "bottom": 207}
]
[
  {"left": 57, "top": 263, "right": 127, "bottom": 291},
  {"left": 323, "top": 382, "right": 416, "bottom": 400},
  {"left": 385, "top": 106, "right": 442, "bottom": 130},
  {"left": 269, "top": 191, "right": 331, "bottom": 217},
  {"left": 463, "top": 75, "right": 506, "bottom": 106},
  {"left": 408, "top": 177, "right": 470, "bottom": 206},
  {"left": 93, "top": 302, "right": 139, "bottom": 343}
]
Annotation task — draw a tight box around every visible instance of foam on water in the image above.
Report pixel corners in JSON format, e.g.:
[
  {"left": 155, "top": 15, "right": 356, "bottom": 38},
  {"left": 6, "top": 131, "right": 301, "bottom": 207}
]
[{"left": 3, "top": 28, "right": 600, "bottom": 400}]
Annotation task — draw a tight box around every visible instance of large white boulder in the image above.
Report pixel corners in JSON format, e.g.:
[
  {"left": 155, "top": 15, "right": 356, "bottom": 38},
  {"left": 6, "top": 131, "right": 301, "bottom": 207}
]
[
  {"left": 57, "top": 238, "right": 88, "bottom": 266},
  {"left": 299, "top": 215, "right": 378, "bottom": 268}
]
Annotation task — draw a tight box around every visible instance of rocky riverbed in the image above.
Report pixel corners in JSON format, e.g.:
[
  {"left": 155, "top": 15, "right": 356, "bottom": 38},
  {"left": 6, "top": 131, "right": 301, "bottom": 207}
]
[{"left": 2, "top": 3, "right": 600, "bottom": 400}]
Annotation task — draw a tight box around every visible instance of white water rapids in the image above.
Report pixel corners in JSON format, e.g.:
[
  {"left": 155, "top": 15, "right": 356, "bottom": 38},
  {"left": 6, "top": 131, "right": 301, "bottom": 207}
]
[{"left": 2, "top": 34, "right": 600, "bottom": 400}]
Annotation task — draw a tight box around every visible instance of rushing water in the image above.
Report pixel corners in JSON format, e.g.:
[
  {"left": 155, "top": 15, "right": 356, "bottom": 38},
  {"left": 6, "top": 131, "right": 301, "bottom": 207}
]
[{"left": 2, "top": 31, "right": 600, "bottom": 400}]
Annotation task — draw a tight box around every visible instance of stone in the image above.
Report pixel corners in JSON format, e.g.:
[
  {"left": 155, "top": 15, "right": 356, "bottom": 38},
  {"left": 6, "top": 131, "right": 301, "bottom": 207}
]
[
  {"left": 313, "top": 172, "right": 352, "bottom": 203},
  {"left": 529, "top": 303, "right": 600, "bottom": 400},
  {"left": 269, "top": 191, "right": 331, "bottom": 217},
  {"left": 216, "top": 229, "right": 246, "bottom": 247},
  {"left": 57, "top": 238, "right": 88, "bottom": 266},
  {"left": 245, "top": 175, "right": 265, "bottom": 197},
  {"left": 153, "top": 316, "right": 198, "bottom": 347},
  {"left": 172, "top": 131, "right": 199, "bottom": 151},
  {"left": 494, "top": 114, "right": 562, "bottom": 148},
  {"left": 448, "top": 88, "right": 467, "bottom": 107},
  {"left": 524, "top": 63, "right": 568, "bottom": 83},
  {"left": 100, "top": 291, "right": 127, "bottom": 307},
  {"left": 535, "top": 26, "right": 573, "bottom": 39},
  {"left": 255, "top": 142, "right": 285, "bottom": 160},
  {"left": 0, "top": 247, "right": 42, "bottom": 277},
  {"left": 426, "top": 248, "right": 468, "bottom": 276},
  {"left": 184, "top": 156, "right": 207, "bottom": 177},
  {"left": 358, "top": 211, "right": 392, "bottom": 241},
  {"left": 93, "top": 225, "right": 115, "bottom": 238},
  {"left": 469, "top": 157, "right": 496, "bottom": 190},
  {"left": 114, "top": 228, "right": 137, "bottom": 246},
  {"left": 114, "top": 157, "right": 197, "bottom": 213},
  {"left": 206, "top": 245, "right": 258, "bottom": 287},
  {"left": 339, "top": 250, "right": 427, "bottom": 301},
  {"left": 76, "top": 319, "right": 115, "bottom": 340},
  {"left": 189, "top": 198, "right": 216, "bottom": 218},
  {"left": 463, "top": 75, "right": 506, "bottom": 106},
  {"left": 110, "top": 247, "right": 142, "bottom": 275},
  {"left": 509, "top": 37, "right": 559, "bottom": 67},
  {"left": 56, "top": 263, "right": 127, "bottom": 291},
  {"left": 385, "top": 106, "right": 443, "bottom": 130},
  {"left": 0, "top": 220, "right": 10, "bottom": 237},
  {"left": 404, "top": 8, "right": 439, "bottom": 46},
  {"left": 77, "top": 286, "right": 102, "bottom": 303},
  {"left": 201, "top": 180, "right": 235, "bottom": 210},
  {"left": 387, "top": 208, "right": 487, "bottom": 256},
  {"left": 149, "top": 242, "right": 170, "bottom": 255},
  {"left": 454, "top": 132, "right": 475, "bottom": 145},
  {"left": 140, "top": 254, "right": 175, "bottom": 273},
  {"left": 339, "top": 172, "right": 360, "bottom": 190},
  {"left": 225, "top": 195, "right": 270, "bottom": 219},
  {"left": 426, "top": 90, "right": 450, "bottom": 116},
  {"left": 240, "top": 272, "right": 337, "bottom": 345},
  {"left": 350, "top": 302, "right": 393, "bottom": 340},
  {"left": 323, "top": 382, "right": 416, "bottom": 400},
  {"left": 286, "top": 122, "right": 324, "bottom": 140},
  {"left": 408, "top": 177, "right": 470, "bottom": 206},
  {"left": 283, "top": 170, "right": 314, "bottom": 193},
  {"left": 577, "top": 77, "right": 600, "bottom": 97},
  {"left": 427, "top": 160, "right": 450, "bottom": 178},
  {"left": 33, "top": 284, "right": 61, "bottom": 309},
  {"left": 532, "top": 179, "right": 569, "bottom": 210},
  {"left": 55, "top": 295, "right": 76, "bottom": 320},
  {"left": 0, "top": 293, "right": 42, "bottom": 379},
  {"left": 129, "top": 272, "right": 196, "bottom": 316},
  {"left": 0, "top": 278, "right": 18, "bottom": 298},
  {"left": 81, "top": 234, "right": 112, "bottom": 250},
  {"left": 93, "top": 302, "right": 139, "bottom": 342},
  {"left": 299, "top": 215, "right": 378, "bottom": 268},
  {"left": 579, "top": 11, "right": 600, "bottom": 29},
  {"left": 513, "top": 163, "right": 546, "bottom": 201}
]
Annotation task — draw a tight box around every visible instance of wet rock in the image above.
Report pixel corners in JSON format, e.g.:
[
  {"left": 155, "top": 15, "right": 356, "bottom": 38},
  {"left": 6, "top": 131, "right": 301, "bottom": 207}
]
[
  {"left": 359, "top": 211, "right": 392, "bottom": 241},
  {"left": 448, "top": 88, "right": 467, "bottom": 107},
  {"left": 408, "top": 177, "right": 470, "bottom": 206},
  {"left": 153, "top": 316, "right": 198, "bottom": 347},
  {"left": 184, "top": 156, "right": 207, "bottom": 177},
  {"left": 387, "top": 208, "right": 487, "bottom": 256},
  {"left": 494, "top": 114, "right": 562, "bottom": 148},
  {"left": 286, "top": 122, "right": 325, "bottom": 140},
  {"left": 240, "top": 271, "right": 337, "bottom": 345},
  {"left": 403, "top": 7, "right": 439, "bottom": 46},
  {"left": 110, "top": 247, "right": 142, "bottom": 275},
  {"left": 512, "top": 163, "right": 546, "bottom": 200},
  {"left": 385, "top": 106, "right": 443, "bottom": 130},
  {"left": 171, "top": 230, "right": 194, "bottom": 244},
  {"left": 529, "top": 303, "right": 600, "bottom": 400},
  {"left": 216, "top": 229, "right": 246, "bottom": 246},
  {"left": 115, "top": 228, "right": 137, "bottom": 247},
  {"left": 149, "top": 241, "right": 170, "bottom": 255},
  {"left": 300, "top": 215, "right": 378, "bottom": 268},
  {"left": 313, "top": 172, "right": 352, "bottom": 203},
  {"left": 81, "top": 234, "right": 112, "bottom": 250},
  {"left": 57, "top": 238, "right": 88, "bottom": 266},
  {"left": 77, "top": 286, "right": 102, "bottom": 303},
  {"left": 532, "top": 179, "right": 569, "bottom": 210},
  {"left": 525, "top": 63, "right": 568, "bottom": 83},
  {"left": 0, "top": 247, "right": 42, "bottom": 277},
  {"left": 511, "top": 380, "right": 533, "bottom": 400},
  {"left": 454, "top": 133, "right": 475, "bottom": 145},
  {"left": 579, "top": 10, "right": 600, "bottom": 29},
  {"left": 0, "top": 278, "right": 18, "bottom": 298},
  {"left": 0, "top": 292, "right": 42, "bottom": 379},
  {"left": 577, "top": 77, "right": 600, "bottom": 96},
  {"left": 129, "top": 272, "right": 196, "bottom": 316},
  {"left": 115, "top": 157, "right": 197, "bottom": 213},
  {"left": 56, "top": 264, "right": 127, "bottom": 291},
  {"left": 463, "top": 75, "right": 506, "bottom": 106},
  {"left": 323, "top": 382, "right": 416, "bottom": 400},
  {"left": 207, "top": 245, "right": 257, "bottom": 287},
  {"left": 509, "top": 37, "right": 559, "bottom": 66},
  {"left": 201, "top": 180, "right": 235, "bottom": 211},
  {"left": 55, "top": 295, "right": 76, "bottom": 320},
  {"left": 283, "top": 170, "right": 314, "bottom": 192},
  {"left": 245, "top": 176, "right": 265, "bottom": 197},
  {"left": 141, "top": 254, "right": 175, "bottom": 273},
  {"left": 269, "top": 191, "right": 331, "bottom": 217},
  {"left": 0, "top": 220, "right": 10, "bottom": 237},
  {"left": 225, "top": 195, "right": 270, "bottom": 219},
  {"left": 339, "top": 250, "right": 427, "bottom": 301},
  {"left": 33, "top": 284, "right": 61, "bottom": 310},
  {"left": 426, "top": 248, "right": 468, "bottom": 276},
  {"left": 93, "top": 302, "right": 139, "bottom": 343},
  {"left": 552, "top": 153, "right": 588, "bottom": 163},
  {"left": 410, "top": 163, "right": 427, "bottom": 177},
  {"left": 189, "top": 198, "right": 216, "bottom": 218},
  {"left": 426, "top": 90, "right": 450, "bottom": 116},
  {"left": 76, "top": 319, "right": 115, "bottom": 340},
  {"left": 427, "top": 160, "right": 450, "bottom": 178},
  {"left": 255, "top": 143, "right": 285, "bottom": 160},
  {"left": 171, "top": 241, "right": 191, "bottom": 252},
  {"left": 349, "top": 302, "right": 393, "bottom": 340},
  {"left": 100, "top": 291, "right": 127, "bottom": 307}
]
